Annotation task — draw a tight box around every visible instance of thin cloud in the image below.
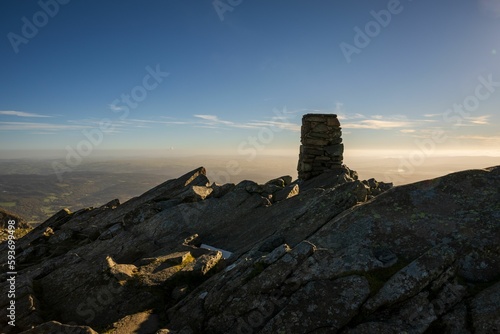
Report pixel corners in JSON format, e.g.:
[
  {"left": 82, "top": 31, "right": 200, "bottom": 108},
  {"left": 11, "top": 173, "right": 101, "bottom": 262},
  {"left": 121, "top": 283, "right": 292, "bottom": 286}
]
[
  {"left": 455, "top": 135, "right": 500, "bottom": 142},
  {"left": 246, "top": 120, "right": 300, "bottom": 132},
  {"left": 194, "top": 114, "right": 235, "bottom": 126},
  {"left": 0, "top": 121, "right": 88, "bottom": 131},
  {"left": 128, "top": 118, "right": 189, "bottom": 125},
  {"left": 192, "top": 113, "right": 301, "bottom": 132},
  {"left": 0, "top": 110, "right": 51, "bottom": 118},
  {"left": 108, "top": 104, "right": 124, "bottom": 111},
  {"left": 338, "top": 113, "right": 366, "bottom": 120},
  {"left": 466, "top": 115, "right": 490, "bottom": 125},
  {"left": 343, "top": 119, "right": 413, "bottom": 129}
]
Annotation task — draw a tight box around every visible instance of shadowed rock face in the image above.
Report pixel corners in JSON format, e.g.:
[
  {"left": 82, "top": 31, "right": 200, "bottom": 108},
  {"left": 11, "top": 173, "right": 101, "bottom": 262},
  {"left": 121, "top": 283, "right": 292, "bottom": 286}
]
[{"left": 1, "top": 166, "right": 499, "bottom": 333}]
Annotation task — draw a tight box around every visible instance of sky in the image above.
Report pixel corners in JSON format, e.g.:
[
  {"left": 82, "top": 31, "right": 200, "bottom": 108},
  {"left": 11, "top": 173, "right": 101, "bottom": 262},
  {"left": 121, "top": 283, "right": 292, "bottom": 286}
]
[{"left": 1, "top": 0, "right": 500, "bottom": 161}]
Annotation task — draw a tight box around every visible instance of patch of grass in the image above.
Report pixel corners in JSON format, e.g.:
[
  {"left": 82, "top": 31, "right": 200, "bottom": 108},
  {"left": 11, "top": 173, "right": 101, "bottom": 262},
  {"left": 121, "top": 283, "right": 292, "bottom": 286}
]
[
  {"left": 0, "top": 201, "right": 16, "bottom": 207},
  {"left": 43, "top": 195, "right": 58, "bottom": 203},
  {"left": 41, "top": 206, "right": 56, "bottom": 215}
]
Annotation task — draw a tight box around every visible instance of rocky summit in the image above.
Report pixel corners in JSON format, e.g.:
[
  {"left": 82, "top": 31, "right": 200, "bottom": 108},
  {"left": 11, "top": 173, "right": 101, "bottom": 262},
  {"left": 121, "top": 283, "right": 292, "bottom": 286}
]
[{"left": 0, "top": 165, "right": 499, "bottom": 334}]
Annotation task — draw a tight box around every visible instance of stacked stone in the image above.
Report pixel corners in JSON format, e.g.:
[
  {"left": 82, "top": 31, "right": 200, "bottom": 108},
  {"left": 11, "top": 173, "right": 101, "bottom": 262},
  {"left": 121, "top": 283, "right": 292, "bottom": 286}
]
[{"left": 297, "top": 113, "right": 344, "bottom": 180}]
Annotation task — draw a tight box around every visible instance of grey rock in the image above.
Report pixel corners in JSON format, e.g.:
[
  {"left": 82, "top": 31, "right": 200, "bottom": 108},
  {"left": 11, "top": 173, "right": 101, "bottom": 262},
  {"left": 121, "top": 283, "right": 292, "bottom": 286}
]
[
  {"left": 470, "top": 281, "right": 500, "bottom": 334},
  {"left": 273, "top": 184, "right": 299, "bottom": 202},
  {"left": 98, "top": 223, "right": 123, "bottom": 240},
  {"left": 180, "top": 251, "right": 222, "bottom": 277},
  {"left": 364, "top": 243, "right": 457, "bottom": 313},
  {"left": 48, "top": 228, "right": 74, "bottom": 244},
  {"left": 179, "top": 185, "right": 213, "bottom": 202},
  {"left": 106, "top": 256, "right": 137, "bottom": 281},
  {"left": 18, "top": 321, "right": 98, "bottom": 334},
  {"left": 440, "top": 302, "right": 471, "bottom": 334},
  {"left": 261, "top": 276, "right": 369, "bottom": 333},
  {"left": 210, "top": 182, "right": 235, "bottom": 198},
  {"left": 110, "top": 310, "right": 160, "bottom": 334}
]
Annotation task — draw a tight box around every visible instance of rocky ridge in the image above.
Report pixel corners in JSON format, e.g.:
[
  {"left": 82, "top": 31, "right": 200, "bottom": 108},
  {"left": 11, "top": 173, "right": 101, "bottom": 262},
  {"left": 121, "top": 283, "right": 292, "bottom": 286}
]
[{"left": 0, "top": 165, "right": 498, "bottom": 333}]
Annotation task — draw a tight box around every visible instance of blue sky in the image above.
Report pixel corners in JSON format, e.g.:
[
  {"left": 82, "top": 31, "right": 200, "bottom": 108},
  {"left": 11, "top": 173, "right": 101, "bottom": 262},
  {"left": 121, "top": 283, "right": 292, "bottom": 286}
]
[{"left": 1, "top": 0, "right": 499, "bottom": 159}]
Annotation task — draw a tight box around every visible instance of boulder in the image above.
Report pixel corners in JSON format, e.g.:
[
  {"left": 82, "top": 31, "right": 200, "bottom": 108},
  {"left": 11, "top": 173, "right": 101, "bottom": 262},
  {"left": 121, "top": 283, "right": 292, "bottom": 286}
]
[
  {"left": 261, "top": 276, "right": 370, "bottom": 333},
  {"left": 19, "top": 321, "right": 98, "bottom": 334},
  {"left": 210, "top": 183, "right": 235, "bottom": 198},
  {"left": 106, "top": 256, "right": 137, "bottom": 281},
  {"left": 273, "top": 184, "right": 299, "bottom": 202},
  {"left": 109, "top": 310, "right": 160, "bottom": 334},
  {"left": 470, "top": 282, "right": 500, "bottom": 333}
]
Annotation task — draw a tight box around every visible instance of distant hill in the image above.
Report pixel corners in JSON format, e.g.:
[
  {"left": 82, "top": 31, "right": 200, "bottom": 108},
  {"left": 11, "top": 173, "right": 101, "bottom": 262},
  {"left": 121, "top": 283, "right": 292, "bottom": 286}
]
[
  {"left": 0, "top": 208, "right": 28, "bottom": 229},
  {"left": 0, "top": 208, "right": 31, "bottom": 242},
  {"left": 0, "top": 171, "right": 167, "bottom": 224}
]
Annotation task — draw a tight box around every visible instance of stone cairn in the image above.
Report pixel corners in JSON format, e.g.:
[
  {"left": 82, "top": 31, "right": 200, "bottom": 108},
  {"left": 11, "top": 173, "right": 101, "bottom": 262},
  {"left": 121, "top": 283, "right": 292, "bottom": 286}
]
[{"left": 297, "top": 113, "right": 344, "bottom": 180}]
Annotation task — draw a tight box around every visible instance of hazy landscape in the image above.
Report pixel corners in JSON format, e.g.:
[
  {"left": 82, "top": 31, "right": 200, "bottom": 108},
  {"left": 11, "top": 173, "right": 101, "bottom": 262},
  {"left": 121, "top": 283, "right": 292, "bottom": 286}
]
[{"left": 1, "top": 154, "right": 498, "bottom": 224}]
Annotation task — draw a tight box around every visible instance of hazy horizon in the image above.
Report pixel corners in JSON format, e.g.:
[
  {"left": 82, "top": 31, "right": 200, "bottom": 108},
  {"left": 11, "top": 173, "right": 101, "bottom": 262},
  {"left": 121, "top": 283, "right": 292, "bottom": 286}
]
[
  {"left": 1, "top": 0, "right": 500, "bottom": 193},
  {"left": 1, "top": 153, "right": 498, "bottom": 186},
  {"left": 2, "top": 149, "right": 497, "bottom": 224}
]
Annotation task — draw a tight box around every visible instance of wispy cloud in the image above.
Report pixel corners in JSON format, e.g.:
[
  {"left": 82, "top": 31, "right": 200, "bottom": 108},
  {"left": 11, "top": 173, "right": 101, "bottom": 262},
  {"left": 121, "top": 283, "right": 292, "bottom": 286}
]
[
  {"left": 246, "top": 120, "right": 300, "bottom": 131},
  {"left": 455, "top": 134, "right": 500, "bottom": 142},
  {"left": 466, "top": 115, "right": 490, "bottom": 125},
  {"left": 108, "top": 104, "right": 124, "bottom": 111},
  {"left": 0, "top": 122, "right": 88, "bottom": 131},
  {"left": 423, "top": 113, "right": 442, "bottom": 118},
  {"left": 0, "top": 110, "right": 51, "bottom": 118},
  {"left": 423, "top": 113, "right": 491, "bottom": 126},
  {"left": 343, "top": 119, "right": 413, "bottom": 129},
  {"left": 128, "top": 118, "right": 189, "bottom": 125},
  {"left": 339, "top": 112, "right": 443, "bottom": 130},
  {"left": 337, "top": 113, "right": 366, "bottom": 120},
  {"left": 194, "top": 114, "right": 235, "bottom": 126},
  {"left": 191, "top": 113, "right": 301, "bottom": 132}
]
